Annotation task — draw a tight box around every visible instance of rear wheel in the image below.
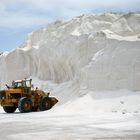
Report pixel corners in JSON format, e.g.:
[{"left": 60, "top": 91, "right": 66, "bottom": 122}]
[
  {"left": 18, "top": 97, "right": 32, "bottom": 113},
  {"left": 39, "top": 96, "right": 52, "bottom": 111},
  {"left": 3, "top": 106, "right": 16, "bottom": 113}
]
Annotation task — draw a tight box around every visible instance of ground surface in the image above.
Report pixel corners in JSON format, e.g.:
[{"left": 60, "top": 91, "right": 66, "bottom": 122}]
[{"left": 0, "top": 107, "right": 140, "bottom": 140}]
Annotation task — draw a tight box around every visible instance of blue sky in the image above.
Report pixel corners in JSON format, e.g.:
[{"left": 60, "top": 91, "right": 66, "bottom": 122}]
[{"left": 0, "top": 0, "right": 140, "bottom": 52}]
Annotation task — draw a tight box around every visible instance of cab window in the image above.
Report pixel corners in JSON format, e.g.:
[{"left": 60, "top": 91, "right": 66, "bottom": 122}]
[
  {"left": 14, "top": 82, "right": 22, "bottom": 88},
  {"left": 26, "top": 81, "right": 31, "bottom": 87}
]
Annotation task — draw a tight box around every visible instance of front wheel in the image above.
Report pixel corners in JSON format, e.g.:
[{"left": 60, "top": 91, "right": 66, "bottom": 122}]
[
  {"left": 18, "top": 97, "right": 32, "bottom": 113},
  {"left": 3, "top": 106, "right": 16, "bottom": 113},
  {"left": 39, "top": 96, "right": 52, "bottom": 111}
]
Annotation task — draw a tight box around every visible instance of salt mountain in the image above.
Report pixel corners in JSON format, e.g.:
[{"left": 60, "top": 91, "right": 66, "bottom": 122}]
[{"left": 0, "top": 13, "right": 140, "bottom": 105}]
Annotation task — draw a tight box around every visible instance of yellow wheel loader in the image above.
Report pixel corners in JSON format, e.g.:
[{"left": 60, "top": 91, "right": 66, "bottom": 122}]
[{"left": 0, "top": 79, "right": 58, "bottom": 113}]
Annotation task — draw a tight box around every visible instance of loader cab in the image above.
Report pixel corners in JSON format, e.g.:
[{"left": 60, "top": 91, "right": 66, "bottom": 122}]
[{"left": 12, "top": 79, "right": 32, "bottom": 94}]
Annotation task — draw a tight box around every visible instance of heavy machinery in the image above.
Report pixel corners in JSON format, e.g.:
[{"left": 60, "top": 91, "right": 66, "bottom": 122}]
[{"left": 0, "top": 79, "right": 58, "bottom": 113}]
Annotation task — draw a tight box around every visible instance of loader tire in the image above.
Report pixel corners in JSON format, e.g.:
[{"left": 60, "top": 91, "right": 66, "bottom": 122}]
[
  {"left": 39, "top": 96, "right": 52, "bottom": 111},
  {"left": 3, "top": 106, "right": 16, "bottom": 113},
  {"left": 18, "top": 97, "right": 32, "bottom": 113}
]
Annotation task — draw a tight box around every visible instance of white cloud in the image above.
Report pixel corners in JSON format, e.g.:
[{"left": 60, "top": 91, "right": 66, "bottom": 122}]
[{"left": 0, "top": 0, "right": 139, "bottom": 29}]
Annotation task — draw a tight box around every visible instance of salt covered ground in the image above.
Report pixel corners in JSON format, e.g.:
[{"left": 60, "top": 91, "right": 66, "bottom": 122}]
[
  {"left": 1, "top": 90, "right": 140, "bottom": 140},
  {"left": 1, "top": 112, "right": 140, "bottom": 140}
]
